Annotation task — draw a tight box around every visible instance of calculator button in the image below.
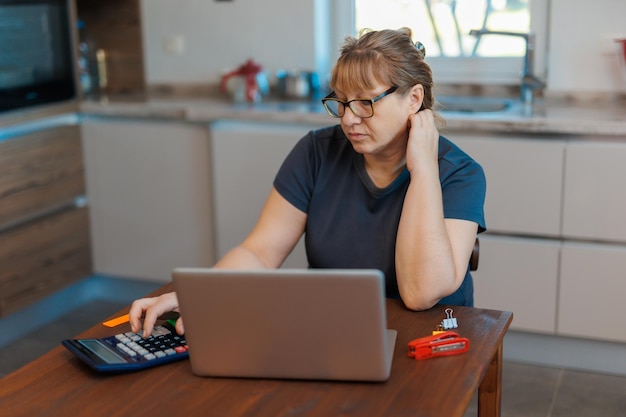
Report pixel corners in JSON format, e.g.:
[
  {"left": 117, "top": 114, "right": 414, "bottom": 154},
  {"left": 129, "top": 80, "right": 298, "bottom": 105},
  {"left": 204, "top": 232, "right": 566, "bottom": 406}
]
[
  {"left": 117, "top": 344, "right": 133, "bottom": 356},
  {"left": 107, "top": 324, "right": 188, "bottom": 363},
  {"left": 152, "top": 326, "right": 171, "bottom": 337},
  {"left": 129, "top": 345, "right": 147, "bottom": 355}
]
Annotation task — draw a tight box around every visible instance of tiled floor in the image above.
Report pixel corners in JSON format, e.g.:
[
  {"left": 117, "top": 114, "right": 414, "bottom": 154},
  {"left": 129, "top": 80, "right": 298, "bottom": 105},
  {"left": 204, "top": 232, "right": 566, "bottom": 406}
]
[
  {"left": 2, "top": 301, "right": 626, "bottom": 417},
  {"left": 463, "top": 362, "right": 626, "bottom": 417}
]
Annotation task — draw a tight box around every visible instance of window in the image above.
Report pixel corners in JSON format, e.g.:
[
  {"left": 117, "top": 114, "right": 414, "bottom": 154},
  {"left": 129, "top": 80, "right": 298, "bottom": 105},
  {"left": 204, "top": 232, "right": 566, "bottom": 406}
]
[{"left": 329, "top": 0, "right": 548, "bottom": 86}]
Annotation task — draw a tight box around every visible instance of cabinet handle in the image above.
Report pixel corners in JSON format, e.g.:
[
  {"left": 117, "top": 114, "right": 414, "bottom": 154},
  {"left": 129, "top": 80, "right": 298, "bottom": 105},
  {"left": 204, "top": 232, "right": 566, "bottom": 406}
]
[{"left": 0, "top": 196, "right": 87, "bottom": 234}]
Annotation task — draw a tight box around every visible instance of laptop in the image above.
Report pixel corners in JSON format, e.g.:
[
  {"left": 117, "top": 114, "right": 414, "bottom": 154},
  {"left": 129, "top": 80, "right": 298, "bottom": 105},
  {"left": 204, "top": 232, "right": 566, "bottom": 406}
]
[{"left": 172, "top": 268, "right": 397, "bottom": 382}]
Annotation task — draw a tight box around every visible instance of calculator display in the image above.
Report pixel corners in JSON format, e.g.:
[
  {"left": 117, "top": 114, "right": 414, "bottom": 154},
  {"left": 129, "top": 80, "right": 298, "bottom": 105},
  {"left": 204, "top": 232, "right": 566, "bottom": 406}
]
[{"left": 79, "top": 339, "right": 126, "bottom": 364}]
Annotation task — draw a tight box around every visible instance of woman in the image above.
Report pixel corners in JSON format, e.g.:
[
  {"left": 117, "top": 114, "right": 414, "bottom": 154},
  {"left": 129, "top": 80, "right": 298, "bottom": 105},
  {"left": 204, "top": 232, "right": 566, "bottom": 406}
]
[{"left": 130, "top": 28, "right": 486, "bottom": 338}]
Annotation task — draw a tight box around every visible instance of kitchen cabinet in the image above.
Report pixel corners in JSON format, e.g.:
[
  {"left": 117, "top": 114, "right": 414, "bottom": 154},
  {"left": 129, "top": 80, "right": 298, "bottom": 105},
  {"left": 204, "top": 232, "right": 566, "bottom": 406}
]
[
  {"left": 472, "top": 235, "right": 559, "bottom": 333},
  {"left": 559, "top": 242, "right": 626, "bottom": 343},
  {"left": 452, "top": 133, "right": 565, "bottom": 237},
  {"left": 451, "top": 131, "right": 626, "bottom": 342},
  {"left": 451, "top": 132, "right": 565, "bottom": 333},
  {"left": 210, "top": 120, "right": 318, "bottom": 268},
  {"left": 81, "top": 118, "right": 215, "bottom": 282},
  {"left": 558, "top": 137, "right": 626, "bottom": 342},
  {"left": 0, "top": 124, "right": 91, "bottom": 316},
  {"left": 562, "top": 139, "right": 626, "bottom": 243}
]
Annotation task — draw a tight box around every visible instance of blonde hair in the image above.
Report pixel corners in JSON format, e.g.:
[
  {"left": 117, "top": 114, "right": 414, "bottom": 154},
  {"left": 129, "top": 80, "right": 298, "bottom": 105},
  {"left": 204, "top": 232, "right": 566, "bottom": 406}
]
[{"left": 330, "top": 27, "right": 435, "bottom": 113}]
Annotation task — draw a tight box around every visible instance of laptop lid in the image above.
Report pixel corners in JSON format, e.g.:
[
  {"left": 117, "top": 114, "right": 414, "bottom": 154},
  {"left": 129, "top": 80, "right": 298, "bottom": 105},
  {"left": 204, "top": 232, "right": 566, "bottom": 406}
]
[{"left": 172, "top": 268, "right": 397, "bottom": 382}]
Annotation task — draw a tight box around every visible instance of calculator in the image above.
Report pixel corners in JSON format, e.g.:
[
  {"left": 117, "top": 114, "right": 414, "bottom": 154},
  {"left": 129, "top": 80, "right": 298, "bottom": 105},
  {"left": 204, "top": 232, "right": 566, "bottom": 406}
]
[{"left": 62, "top": 322, "right": 189, "bottom": 373}]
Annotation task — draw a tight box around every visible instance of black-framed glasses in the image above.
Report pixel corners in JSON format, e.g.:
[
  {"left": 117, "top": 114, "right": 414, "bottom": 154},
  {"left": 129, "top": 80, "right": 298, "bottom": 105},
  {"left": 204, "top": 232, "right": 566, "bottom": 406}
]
[{"left": 321, "top": 86, "right": 398, "bottom": 119}]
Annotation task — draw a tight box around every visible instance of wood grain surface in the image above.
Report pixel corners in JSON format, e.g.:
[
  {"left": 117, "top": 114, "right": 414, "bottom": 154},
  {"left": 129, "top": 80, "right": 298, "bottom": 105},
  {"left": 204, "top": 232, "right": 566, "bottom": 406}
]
[{"left": 0, "top": 289, "right": 512, "bottom": 417}]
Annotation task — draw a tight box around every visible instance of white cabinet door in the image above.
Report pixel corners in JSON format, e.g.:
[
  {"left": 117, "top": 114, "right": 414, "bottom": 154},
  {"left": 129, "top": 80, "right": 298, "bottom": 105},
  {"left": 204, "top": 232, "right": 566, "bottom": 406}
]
[
  {"left": 81, "top": 118, "right": 215, "bottom": 282},
  {"left": 559, "top": 242, "right": 626, "bottom": 342},
  {"left": 452, "top": 134, "right": 565, "bottom": 237},
  {"left": 210, "top": 121, "right": 317, "bottom": 268},
  {"left": 472, "top": 235, "right": 560, "bottom": 333},
  {"left": 563, "top": 140, "right": 626, "bottom": 243}
]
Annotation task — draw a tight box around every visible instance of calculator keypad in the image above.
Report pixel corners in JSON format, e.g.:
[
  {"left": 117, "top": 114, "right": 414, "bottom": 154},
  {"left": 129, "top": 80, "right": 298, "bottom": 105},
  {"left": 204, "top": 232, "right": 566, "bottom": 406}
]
[{"left": 111, "top": 325, "right": 187, "bottom": 362}]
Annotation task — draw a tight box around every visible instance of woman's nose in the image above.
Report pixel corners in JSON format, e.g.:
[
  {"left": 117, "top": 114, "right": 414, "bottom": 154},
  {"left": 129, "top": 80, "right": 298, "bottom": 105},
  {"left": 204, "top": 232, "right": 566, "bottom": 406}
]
[{"left": 341, "top": 108, "right": 361, "bottom": 125}]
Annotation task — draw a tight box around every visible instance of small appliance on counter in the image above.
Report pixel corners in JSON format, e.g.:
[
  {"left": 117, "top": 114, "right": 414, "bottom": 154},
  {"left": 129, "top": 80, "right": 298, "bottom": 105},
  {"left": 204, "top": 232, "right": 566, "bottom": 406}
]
[
  {"left": 275, "top": 70, "right": 321, "bottom": 100},
  {"left": 220, "top": 59, "right": 269, "bottom": 103}
]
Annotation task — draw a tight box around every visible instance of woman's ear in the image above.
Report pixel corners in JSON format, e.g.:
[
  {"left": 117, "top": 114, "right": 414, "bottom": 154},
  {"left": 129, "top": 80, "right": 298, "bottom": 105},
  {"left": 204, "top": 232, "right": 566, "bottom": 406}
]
[{"left": 408, "top": 84, "right": 424, "bottom": 113}]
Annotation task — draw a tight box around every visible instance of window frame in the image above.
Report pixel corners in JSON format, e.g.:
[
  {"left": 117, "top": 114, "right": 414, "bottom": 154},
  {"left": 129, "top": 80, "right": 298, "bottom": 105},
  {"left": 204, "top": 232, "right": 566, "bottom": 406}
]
[{"left": 327, "top": 0, "right": 549, "bottom": 87}]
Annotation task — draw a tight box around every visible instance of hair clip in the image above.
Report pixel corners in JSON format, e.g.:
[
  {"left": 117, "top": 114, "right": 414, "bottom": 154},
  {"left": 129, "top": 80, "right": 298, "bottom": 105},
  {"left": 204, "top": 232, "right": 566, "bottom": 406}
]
[{"left": 414, "top": 41, "right": 426, "bottom": 59}]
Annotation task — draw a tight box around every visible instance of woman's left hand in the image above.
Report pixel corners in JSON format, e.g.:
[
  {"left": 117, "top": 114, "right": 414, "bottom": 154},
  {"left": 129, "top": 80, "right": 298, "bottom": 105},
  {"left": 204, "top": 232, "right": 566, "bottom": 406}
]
[{"left": 406, "top": 109, "right": 440, "bottom": 173}]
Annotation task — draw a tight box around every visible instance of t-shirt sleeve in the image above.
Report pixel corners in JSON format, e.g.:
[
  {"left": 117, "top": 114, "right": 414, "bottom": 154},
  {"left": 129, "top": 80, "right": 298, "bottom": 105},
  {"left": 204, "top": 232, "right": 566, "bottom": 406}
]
[
  {"left": 273, "top": 131, "right": 317, "bottom": 214},
  {"left": 439, "top": 147, "right": 487, "bottom": 233}
]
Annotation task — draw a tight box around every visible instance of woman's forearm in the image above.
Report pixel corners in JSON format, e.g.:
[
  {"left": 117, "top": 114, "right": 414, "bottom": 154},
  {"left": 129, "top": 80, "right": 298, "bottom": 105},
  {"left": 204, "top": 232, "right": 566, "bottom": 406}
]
[
  {"left": 395, "top": 171, "right": 457, "bottom": 310},
  {"left": 214, "top": 245, "right": 273, "bottom": 269}
]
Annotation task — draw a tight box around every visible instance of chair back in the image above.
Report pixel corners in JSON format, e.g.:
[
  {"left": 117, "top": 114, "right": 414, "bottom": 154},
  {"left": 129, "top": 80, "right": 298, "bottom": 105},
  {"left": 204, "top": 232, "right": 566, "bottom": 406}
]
[{"left": 470, "top": 238, "right": 479, "bottom": 271}]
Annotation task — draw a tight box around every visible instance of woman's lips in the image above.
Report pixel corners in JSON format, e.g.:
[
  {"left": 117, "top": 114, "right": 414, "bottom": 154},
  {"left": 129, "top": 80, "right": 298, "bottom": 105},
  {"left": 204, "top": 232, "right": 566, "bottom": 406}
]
[{"left": 347, "top": 132, "right": 367, "bottom": 141}]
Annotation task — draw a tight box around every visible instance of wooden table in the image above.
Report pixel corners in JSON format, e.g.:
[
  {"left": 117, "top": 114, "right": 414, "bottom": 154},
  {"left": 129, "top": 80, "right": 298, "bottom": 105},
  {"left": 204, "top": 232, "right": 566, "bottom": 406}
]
[{"left": 0, "top": 286, "right": 512, "bottom": 417}]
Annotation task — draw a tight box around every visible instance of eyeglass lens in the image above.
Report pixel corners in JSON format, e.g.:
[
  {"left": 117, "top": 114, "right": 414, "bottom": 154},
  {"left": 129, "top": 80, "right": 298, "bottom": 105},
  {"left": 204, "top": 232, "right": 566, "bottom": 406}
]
[{"left": 324, "top": 99, "right": 373, "bottom": 118}]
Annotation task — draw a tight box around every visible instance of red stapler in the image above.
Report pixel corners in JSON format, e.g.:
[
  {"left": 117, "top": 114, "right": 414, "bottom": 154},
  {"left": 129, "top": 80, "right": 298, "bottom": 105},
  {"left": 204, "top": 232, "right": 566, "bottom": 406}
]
[{"left": 407, "top": 331, "right": 469, "bottom": 360}]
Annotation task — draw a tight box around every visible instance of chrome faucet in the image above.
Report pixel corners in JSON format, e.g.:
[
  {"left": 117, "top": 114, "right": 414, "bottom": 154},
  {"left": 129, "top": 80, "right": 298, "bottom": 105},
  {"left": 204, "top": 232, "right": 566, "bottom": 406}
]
[{"left": 469, "top": 29, "right": 544, "bottom": 115}]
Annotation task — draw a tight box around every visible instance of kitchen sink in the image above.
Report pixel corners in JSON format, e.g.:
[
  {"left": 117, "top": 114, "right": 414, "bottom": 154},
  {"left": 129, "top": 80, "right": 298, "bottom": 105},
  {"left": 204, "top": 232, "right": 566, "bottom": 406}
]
[
  {"left": 246, "top": 95, "right": 526, "bottom": 118},
  {"left": 436, "top": 96, "right": 520, "bottom": 114}
]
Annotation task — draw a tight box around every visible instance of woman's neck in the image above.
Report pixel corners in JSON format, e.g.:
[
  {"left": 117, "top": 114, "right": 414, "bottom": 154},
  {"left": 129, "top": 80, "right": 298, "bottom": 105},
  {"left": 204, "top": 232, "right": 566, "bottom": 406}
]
[{"left": 363, "top": 152, "right": 407, "bottom": 188}]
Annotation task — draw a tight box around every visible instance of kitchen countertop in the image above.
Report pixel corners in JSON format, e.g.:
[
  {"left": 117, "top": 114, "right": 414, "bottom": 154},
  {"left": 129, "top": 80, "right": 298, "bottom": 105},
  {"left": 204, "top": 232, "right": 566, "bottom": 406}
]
[
  {"left": 78, "top": 94, "right": 626, "bottom": 137},
  {"left": 2, "top": 93, "right": 623, "bottom": 137}
]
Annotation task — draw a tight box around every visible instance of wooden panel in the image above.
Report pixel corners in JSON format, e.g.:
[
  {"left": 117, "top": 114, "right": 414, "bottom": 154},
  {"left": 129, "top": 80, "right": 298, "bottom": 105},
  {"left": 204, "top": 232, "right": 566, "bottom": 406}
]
[
  {"left": 76, "top": 0, "right": 145, "bottom": 94},
  {"left": 0, "top": 207, "right": 92, "bottom": 317},
  {"left": 0, "top": 125, "right": 85, "bottom": 228},
  {"left": 0, "top": 297, "right": 512, "bottom": 417}
]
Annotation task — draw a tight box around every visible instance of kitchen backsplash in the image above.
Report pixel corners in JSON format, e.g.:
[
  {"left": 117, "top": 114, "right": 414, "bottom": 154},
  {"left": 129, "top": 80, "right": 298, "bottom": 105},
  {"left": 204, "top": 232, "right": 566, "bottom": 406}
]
[{"left": 72, "top": 0, "right": 626, "bottom": 98}]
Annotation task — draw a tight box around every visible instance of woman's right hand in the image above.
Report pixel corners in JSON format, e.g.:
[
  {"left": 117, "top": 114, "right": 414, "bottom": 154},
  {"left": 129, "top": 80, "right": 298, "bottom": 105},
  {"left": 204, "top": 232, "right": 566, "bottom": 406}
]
[
  {"left": 128, "top": 292, "right": 183, "bottom": 338},
  {"left": 406, "top": 109, "right": 440, "bottom": 174}
]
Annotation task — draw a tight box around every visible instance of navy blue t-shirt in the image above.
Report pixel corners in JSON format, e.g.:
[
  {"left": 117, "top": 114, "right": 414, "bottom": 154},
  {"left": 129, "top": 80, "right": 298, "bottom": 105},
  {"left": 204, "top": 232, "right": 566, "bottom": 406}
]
[{"left": 273, "top": 124, "right": 486, "bottom": 306}]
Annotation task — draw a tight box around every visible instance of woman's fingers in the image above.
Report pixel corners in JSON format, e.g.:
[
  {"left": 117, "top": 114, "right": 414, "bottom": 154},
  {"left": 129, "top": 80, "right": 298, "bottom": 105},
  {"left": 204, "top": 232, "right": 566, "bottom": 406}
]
[{"left": 128, "top": 292, "right": 180, "bottom": 338}]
